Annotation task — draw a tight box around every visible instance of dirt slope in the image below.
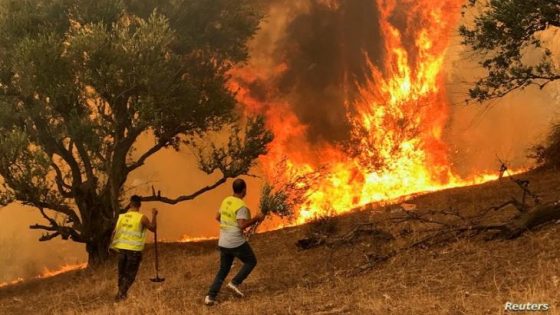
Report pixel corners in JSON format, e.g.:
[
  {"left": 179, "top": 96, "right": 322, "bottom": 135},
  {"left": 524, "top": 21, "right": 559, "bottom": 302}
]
[{"left": 1, "top": 168, "right": 560, "bottom": 314}]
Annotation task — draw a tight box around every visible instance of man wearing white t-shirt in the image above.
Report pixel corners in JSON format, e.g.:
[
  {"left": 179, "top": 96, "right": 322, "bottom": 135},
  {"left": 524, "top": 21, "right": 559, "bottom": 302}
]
[{"left": 205, "top": 179, "right": 263, "bottom": 305}]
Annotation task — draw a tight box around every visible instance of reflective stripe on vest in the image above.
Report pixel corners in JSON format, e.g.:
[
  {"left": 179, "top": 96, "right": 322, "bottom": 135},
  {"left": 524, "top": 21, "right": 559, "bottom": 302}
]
[
  {"left": 219, "top": 196, "right": 246, "bottom": 230},
  {"left": 111, "top": 211, "right": 146, "bottom": 251}
]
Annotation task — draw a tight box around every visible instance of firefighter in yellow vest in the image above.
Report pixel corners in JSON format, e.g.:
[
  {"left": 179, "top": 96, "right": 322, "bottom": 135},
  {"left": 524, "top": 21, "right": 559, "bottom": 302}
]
[
  {"left": 205, "top": 178, "right": 264, "bottom": 305},
  {"left": 111, "top": 195, "right": 157, "bottom": 302}
]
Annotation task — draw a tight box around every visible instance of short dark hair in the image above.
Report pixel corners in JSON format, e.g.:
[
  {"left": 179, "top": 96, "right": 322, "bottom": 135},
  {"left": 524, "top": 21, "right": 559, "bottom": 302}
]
[
  {"left": 232, "top": 178, "right": 246, "bottom": 194},
  {"left": 130, "top": 195, "right": 142, "bottom": 208}
]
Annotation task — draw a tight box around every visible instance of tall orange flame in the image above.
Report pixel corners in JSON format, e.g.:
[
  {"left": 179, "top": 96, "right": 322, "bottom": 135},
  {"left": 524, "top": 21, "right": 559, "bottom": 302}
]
[{"left": 229, "top": 0, "right": 512, "bottom": 225}]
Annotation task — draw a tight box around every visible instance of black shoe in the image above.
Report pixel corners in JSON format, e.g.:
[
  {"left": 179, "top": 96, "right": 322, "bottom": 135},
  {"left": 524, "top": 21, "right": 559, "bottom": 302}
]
[{"left": 115, "top": 292, "right": 127, "bottom": 302}]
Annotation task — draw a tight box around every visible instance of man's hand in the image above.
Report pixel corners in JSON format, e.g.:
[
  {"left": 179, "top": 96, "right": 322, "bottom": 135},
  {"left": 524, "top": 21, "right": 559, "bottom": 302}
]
[
  {"left": 255, "top": 212, "right": 265, "bottom": 222},
  {"left": 238, "top": 212, "right": 265, "bottom": 230},
  {"left": 142, "top": 208, "right": 158, "bottom": 232}
]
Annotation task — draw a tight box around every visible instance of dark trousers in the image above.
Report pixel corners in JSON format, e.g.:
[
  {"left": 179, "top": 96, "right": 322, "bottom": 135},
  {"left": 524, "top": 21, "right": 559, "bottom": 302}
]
[
  {"left": 207, "top": 242, "right": 257, "bottom": 298},
  {"left": 117, "top": 249, "right": 142, "bottom": 298}
]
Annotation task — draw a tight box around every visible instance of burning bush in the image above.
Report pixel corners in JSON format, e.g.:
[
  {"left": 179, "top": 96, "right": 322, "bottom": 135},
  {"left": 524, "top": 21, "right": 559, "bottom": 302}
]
[
  {"left": 260, "top": 159, "right": 322, "bottom": 217},
  {"left": 259, "top": 183, "right": 292, "bottom": 218},
  {"left": 246, "top": 160, "right": 322, "bottom": 237}
]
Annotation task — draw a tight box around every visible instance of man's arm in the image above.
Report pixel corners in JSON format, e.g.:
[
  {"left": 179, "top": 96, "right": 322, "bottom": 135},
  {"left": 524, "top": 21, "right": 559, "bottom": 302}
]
[
  {"left": 108, "top": 216, "right": 120, "bottom": 252},
  {"left": 237, "top": 213, "right": 264, "bottom": 230},
  {"left": 141, "top": 208, "right": 158, "bottom": 232},
  {"left": 108, "top": 229, "right": 116, "bottom": 253}
]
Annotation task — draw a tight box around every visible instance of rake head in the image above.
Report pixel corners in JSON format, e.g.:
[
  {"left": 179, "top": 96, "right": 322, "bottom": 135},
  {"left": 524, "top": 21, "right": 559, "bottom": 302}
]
[{"left": 150, "top": 276, "right": 165, "bottom": 283}]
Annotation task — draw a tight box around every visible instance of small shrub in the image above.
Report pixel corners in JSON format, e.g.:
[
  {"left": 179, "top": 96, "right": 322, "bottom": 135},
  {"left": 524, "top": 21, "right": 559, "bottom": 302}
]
[
  {"left": 306, "top": 209, "right": 338, "bottom": 237},
  {"left": 530, "top": 122, "right": 560, "bottom": 168}
]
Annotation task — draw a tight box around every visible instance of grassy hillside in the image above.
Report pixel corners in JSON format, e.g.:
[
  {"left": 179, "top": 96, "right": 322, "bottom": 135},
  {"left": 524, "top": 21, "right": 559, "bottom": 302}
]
[{"left": 1, "top": 168, "right": 560, "bottom": 314}]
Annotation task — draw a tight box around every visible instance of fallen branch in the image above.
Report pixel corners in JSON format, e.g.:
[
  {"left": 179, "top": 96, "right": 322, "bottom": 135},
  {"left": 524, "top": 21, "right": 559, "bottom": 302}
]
[{"left": 498, "top": 201, "right": 560, "bottom": 239}]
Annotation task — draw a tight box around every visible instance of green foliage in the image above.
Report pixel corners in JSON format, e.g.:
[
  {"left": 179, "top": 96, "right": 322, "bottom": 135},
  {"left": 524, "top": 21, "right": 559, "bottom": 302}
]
[
  {"left": 193, "top": 116, "right": 274, "bottom": 178},
  {"left": 124, "top": 0, "right": 261, "bottom": 63},
  {"left": 460, "top": 0, "right": 560, "bottom": 101},
  {"left": 258, "top": 159, "right": 323, "bottom": 219},
  {"left": 259, "top": 183, "right": 291, "bottom": 217},
  {"left": 0, "top": 0, "right": 267, "bottom": 258}
]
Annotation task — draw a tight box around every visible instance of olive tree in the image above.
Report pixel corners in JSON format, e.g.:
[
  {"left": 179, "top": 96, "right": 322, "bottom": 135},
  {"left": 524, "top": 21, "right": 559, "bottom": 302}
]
[
  {"left": 0, "top": 0, "right": 272, "bottom": 265},
  {"left": 460, "top": 0, "right": 560, "bottom": 102}
]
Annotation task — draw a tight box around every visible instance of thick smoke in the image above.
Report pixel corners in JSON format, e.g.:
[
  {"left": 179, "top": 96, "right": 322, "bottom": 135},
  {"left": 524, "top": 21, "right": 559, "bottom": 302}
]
[
  {"left": 276, "top": 0, "right": 383, "bottom": 143},
  {"left": 248, "top": 0, "right": 384, "bottom": 145}
]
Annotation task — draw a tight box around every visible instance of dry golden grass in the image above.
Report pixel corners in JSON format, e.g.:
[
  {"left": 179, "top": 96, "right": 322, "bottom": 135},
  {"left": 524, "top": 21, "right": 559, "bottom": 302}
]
[{"left": 2, "top": 168, "right": 560, "bottom": 314}]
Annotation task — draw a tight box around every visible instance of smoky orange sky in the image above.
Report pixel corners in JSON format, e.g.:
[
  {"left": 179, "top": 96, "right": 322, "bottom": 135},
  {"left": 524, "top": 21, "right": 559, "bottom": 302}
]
[
  {"left": 1, "top": 0, "right": 559, "bottom": 282},
  {"left": 444, "top": 27, "right": 560, "bottom": 175}
]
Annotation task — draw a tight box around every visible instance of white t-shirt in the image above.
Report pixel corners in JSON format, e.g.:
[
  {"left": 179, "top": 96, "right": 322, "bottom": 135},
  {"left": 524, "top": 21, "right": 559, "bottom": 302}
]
[{"left": 218, "top": 206, "right": 250, "bottom": 248}]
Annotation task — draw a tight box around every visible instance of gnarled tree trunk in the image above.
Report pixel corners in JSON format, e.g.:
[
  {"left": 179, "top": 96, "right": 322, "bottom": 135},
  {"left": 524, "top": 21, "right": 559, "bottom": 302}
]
[
  {"left": 81, "top": 197, "right": 118, "bottom": 266},
  {"left": 86, "top": 229, "right": 114, "bottom": 266}
]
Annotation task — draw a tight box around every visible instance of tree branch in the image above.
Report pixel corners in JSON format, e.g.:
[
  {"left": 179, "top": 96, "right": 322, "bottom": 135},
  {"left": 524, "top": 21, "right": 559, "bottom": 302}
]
[
  {"left": 29, "top": 224, "right": 84, "bottom": 242},
  {"left": 38, "top": 207, "right": 58, "bottom": 227},
  {"left": 75, "top": 140, "right": 95, "bottom": 185},
  {"left": 138, "top": 177, "right": 228, "bottom": 205},
  {"left": 106, "top": 126, "right": 144, "bottom": 212},
  {"left": 25, "top": 200, "right": 82, "bottom": 227},
  {"left": 470, "top": 73, "right": 560, "bottom": 103},
  {"left": 27, "top": 108, "right": 84, "bottom": 188},
  {"left": 29, "top": 207, "right": 84, "bottom": 242},
  {"left": 29, "top": 224, "right": 57, "bottom": 231},
  {"left": 51, "top": 162, "right": 73, "bottom": 198},
  {"left": 127, "top": 140, "right": 167, "bottom": 173},
  {"left": 127, "top": 124, "right": 187, "bottom": 174},
  {"left": 38, "top": 231, "right": 61, "bottom": 242}
]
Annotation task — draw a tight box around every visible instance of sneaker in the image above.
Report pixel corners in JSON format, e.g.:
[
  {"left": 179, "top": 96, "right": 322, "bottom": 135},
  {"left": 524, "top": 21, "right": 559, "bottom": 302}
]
[
  {"left": 204, "top": 295, "right": 216, "bottom": 306},
  {"left": 227, "top": 282, "right": 245, "bottom": 297}
]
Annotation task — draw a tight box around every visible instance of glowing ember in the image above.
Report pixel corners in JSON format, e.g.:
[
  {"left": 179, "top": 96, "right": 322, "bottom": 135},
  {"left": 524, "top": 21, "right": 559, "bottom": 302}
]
[
  {"left": 0, "top": 278, "right": 24, "bottom": 288},
  {"left": 177, "top": 235, "right": 217, "bottom": 243},
  {"left": 38, "top": 263, "right": 87, "bottom": 278},
  {"left": 0, "top": 263, "right": 86, "bottom": 288},
  {"left": 230, "top": 0, "right": 515, "bottom": 225}
]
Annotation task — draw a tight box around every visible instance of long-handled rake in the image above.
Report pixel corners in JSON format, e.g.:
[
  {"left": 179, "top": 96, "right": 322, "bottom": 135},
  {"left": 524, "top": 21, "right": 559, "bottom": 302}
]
[{"left": 150, "top": 213, "right": 165, "bottom": 283}]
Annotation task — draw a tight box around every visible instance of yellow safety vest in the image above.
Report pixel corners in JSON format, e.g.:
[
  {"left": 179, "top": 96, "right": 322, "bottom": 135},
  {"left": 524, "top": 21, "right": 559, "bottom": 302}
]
[
  {"left": 219, "top": 196, "right": 247, "bottom": 230},
  {"left": 111, "top": 211, "right": 147, "bottom": 252}
]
